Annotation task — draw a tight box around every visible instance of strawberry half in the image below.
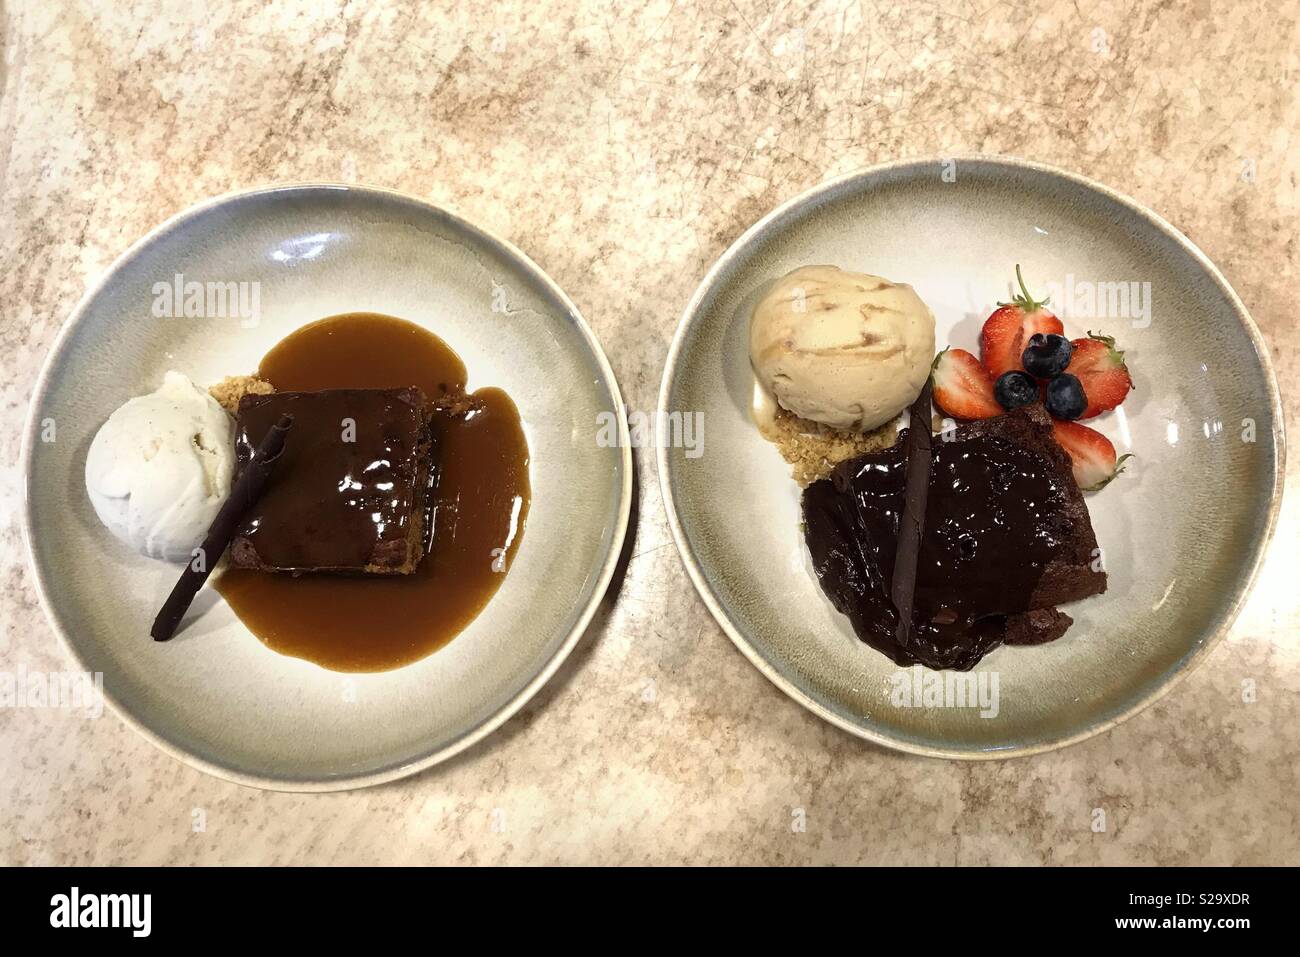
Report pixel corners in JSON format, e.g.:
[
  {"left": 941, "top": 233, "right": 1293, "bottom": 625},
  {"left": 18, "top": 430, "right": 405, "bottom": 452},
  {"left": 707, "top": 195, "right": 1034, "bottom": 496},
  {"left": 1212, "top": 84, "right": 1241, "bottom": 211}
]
[
  {"left": 931, "top": 348, "right": 1002, "bottom": 420},
  {"left": 980, "top": 265, "right": 1065, "bottom": 378},
  {"left": 1051, "top": 419, "right": 1133, "bottom": 491},
  {"left": 1069, "top": 331, "right": 1133, "bottom": 418}
]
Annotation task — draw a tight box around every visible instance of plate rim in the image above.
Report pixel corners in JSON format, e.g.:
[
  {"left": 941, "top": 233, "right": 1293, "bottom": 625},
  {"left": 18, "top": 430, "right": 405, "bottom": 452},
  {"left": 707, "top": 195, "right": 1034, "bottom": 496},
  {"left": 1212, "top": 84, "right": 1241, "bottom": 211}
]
[
  {"left": 20, "top": 182, "right": 633, "bottom": 791},
  {"left": 656, "top": 153, "right": 1286, "bottom": 760}
]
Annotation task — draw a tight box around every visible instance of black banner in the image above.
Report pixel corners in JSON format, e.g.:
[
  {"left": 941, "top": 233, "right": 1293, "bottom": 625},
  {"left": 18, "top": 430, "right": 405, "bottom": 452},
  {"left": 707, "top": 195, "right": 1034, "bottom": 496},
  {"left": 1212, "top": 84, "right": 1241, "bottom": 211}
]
[{"left": 0, "top": 866, "right": 1278, "bottom": 942}]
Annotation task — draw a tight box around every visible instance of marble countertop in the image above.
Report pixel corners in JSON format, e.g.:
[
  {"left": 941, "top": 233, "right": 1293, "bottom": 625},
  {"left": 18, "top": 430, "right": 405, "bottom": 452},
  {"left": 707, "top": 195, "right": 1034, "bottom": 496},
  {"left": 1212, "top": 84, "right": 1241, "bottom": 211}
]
[{"left": 1, "top": 0, "right": 1296, "bottom": 865}]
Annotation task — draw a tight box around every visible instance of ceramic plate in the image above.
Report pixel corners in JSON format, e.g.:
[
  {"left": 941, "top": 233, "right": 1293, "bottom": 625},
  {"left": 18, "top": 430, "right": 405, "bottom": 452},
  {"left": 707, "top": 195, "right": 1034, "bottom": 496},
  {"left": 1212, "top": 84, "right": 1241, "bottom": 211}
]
[
  {"left": 659, "top": 156, "right": 1283, "bottom": 758},
  {"left": 23, "top": 184, "right": 631, "bottom": 790}
]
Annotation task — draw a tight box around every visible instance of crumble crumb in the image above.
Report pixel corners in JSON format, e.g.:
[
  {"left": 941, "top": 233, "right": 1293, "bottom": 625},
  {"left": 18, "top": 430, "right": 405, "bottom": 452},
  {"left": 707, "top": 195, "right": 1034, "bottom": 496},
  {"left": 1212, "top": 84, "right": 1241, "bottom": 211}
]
[
  {"left": 209, "top": 375, "right": 275, "bottom": 414},
  {"left": 761, "top": 407, "right": 899, "bottom": 486},
  {"left": 433, "top": 388, "right": 483, "bottom": 419}
]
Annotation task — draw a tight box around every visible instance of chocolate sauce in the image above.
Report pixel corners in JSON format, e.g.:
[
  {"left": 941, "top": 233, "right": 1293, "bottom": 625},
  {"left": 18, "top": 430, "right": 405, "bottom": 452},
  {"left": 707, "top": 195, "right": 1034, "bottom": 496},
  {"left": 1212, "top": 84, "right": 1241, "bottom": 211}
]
[
  {"left": 215, "top": 313, "right": 530, "bottom": 672},
  {"left": 803, "top": 409, "right": 1087, "bottom": 670}
]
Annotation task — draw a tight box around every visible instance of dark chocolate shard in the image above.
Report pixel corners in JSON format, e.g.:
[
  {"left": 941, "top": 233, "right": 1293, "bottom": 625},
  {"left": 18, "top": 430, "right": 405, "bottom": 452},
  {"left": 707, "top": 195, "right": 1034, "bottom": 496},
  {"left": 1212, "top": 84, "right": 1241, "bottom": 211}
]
[
  {"left": 152, "top": 413, "right": 294, "bottom": 641},
  {"left": 889, "top": 380, "right": 933, "bottom": 647}
]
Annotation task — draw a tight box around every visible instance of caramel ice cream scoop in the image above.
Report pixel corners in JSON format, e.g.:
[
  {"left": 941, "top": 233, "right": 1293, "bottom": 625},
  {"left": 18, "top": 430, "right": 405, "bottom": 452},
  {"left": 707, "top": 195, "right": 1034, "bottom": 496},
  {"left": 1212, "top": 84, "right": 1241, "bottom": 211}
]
[{"left": 750, "top": 265, "right": 936, "bottom": 431}]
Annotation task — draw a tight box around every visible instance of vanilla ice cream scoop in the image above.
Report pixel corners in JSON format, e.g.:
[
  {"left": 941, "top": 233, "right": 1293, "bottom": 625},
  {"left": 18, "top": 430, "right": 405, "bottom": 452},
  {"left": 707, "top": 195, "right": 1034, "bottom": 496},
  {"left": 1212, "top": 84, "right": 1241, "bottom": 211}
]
[
  {"left": 750, "top": 265, "right": 936, "bottom": 431},
  {"left": 85, "top": 371, "right": 235, "bottom": 562}
]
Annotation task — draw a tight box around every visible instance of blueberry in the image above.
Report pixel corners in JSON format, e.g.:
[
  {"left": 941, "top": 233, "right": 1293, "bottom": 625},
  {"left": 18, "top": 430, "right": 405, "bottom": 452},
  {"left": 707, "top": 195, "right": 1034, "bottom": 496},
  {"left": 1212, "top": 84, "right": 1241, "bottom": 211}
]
[
  {"left": 1045, "top": 373, "right": 1087, "bottom": 420},
  {"left": 1022, "top": 333, "right": 1073, "bottom": 377},
  {"left": 994, "top": 370, "right": 1038, "bottom": 410}
]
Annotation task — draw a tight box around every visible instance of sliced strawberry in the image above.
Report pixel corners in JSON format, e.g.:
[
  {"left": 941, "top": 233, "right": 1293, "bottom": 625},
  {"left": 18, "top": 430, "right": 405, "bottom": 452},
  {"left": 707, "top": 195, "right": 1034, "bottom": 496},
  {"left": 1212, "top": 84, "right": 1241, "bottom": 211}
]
[
  {"left": 931, "top": 348, "right": 1002, "bottom": 420},
  {"left": 1069, "top": 331, "right": 1133, "bottom": 418},
  {"left": 980, "top": 265, "right": 1065, "bottom": 378},
  {"left": 1051, "top": 419, "right": 1133, "bottom": 491}
]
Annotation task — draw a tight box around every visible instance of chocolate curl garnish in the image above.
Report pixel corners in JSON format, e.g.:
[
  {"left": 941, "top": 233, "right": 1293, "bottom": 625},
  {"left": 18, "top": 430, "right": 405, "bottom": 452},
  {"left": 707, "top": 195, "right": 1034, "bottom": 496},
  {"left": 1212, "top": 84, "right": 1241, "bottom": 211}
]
[
  {"left": 151, "top": 413, "right": 294, "bottom": 642},
  {"left": 890, "top": 381, "right": 933, "bottom": 648}
]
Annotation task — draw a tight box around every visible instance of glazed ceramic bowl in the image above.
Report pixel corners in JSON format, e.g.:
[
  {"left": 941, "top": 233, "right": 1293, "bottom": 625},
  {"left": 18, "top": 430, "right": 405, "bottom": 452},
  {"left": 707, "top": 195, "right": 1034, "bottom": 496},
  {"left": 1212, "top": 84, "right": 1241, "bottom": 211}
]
[
  {"left": 659, "top": 156, "right": 1284, "bottom": 758},
  {"left": 23, "top": 185, "right": 631, "bottom": 790}
]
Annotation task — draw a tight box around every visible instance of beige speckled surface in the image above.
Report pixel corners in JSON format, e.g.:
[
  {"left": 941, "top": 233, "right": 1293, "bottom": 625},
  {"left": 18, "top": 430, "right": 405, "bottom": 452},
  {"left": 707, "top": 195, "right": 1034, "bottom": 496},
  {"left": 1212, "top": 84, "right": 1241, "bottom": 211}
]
[{"left": 1, "top": 0, "right": 1296, "bottom": 864}]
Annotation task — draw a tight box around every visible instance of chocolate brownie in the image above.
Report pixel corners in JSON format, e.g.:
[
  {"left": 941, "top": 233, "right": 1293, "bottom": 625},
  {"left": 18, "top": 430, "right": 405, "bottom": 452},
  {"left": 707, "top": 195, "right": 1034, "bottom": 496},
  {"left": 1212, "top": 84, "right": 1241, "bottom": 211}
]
[{"left": 802, "top": 404, "right": 1106, "bottom": 670}]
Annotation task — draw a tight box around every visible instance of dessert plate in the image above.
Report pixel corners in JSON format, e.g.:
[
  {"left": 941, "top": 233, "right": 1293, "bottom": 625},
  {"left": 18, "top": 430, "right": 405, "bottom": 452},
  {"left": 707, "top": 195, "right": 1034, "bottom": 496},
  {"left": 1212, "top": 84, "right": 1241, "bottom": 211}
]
[
  {"left": 23, "top": 185, "right": 631, "bottom": 789},
  {"left": 658, "top": 156, "right": 1284, "bottom": 758}
]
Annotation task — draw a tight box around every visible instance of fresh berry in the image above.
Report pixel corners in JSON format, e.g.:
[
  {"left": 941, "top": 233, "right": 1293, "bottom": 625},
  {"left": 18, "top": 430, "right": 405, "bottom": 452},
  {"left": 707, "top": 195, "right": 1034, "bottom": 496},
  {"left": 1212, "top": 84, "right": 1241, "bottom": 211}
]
[
  {"left": 1045, "top": 373, "right": 1087, "bottom": 420},
  {"left": 1022, "top": 333, "right": 1073, "bottom": 377},
  {"left": 1051, "top": 420, "right": 1133, "bottom": 491},
  {"left": 994, "top": 370, "right": 1039, "bottom": 410},
  {"left": 1069, "top": 331, "right": 1133, "bottom": 418},
  {"left": 931, "top": 348, "right": 1002, "bottom": 420},
  {"left": 979, "top": 265, "right": 1065, "bottom": 378}
]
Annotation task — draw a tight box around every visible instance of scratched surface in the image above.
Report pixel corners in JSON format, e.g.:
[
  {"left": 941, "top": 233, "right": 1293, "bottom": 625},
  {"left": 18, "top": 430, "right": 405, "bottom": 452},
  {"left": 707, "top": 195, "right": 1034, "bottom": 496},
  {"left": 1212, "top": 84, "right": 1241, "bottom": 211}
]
[{"left": 0, "top": 0, "right": 1296, "bottom": 864}]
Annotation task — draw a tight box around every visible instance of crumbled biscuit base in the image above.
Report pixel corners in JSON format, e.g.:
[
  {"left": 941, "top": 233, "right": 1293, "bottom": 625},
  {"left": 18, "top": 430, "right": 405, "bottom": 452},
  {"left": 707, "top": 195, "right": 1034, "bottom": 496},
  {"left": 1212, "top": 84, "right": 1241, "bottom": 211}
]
[
  {"left": 209, "top": 375, "right": 275, "bottom": 414},
  {"left": 761, "top": 408, "right": 899, "bottom": 486}
]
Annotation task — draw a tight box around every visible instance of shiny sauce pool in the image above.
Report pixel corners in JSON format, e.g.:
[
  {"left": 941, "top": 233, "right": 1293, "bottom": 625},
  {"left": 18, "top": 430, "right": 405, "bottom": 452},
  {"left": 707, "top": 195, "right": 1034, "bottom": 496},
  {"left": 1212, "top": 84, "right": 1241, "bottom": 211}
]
[{"left": 216, "top": 313, "right": 530, "bottom": 671}]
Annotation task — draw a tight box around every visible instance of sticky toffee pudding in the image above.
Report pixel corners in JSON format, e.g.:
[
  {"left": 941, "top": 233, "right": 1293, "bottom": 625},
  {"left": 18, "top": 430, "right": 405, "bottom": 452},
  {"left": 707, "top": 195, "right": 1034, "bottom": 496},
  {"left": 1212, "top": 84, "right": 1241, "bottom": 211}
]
[{"left": 215, "top": 313, "right": 530, "bottom": 672}]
